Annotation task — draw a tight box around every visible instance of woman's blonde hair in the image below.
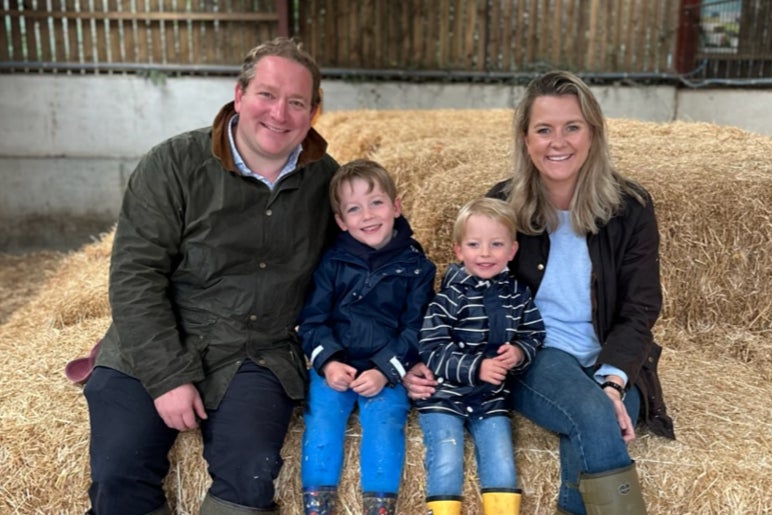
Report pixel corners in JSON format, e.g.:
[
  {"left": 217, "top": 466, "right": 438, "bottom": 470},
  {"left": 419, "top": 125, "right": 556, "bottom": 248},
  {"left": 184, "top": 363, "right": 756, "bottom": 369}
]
[
  {"left": 453, "top": 198, "right": 517, "bottom": 245},
  {"left": 507, "top": 70, "right": 644, "bottom": 235}
]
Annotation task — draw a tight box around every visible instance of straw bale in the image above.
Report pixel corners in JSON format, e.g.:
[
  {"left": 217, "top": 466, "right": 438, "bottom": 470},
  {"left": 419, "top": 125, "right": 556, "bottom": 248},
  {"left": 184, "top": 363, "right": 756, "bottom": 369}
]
[{"left": 1, "top": 110, "right": 771, "bottom": 514}]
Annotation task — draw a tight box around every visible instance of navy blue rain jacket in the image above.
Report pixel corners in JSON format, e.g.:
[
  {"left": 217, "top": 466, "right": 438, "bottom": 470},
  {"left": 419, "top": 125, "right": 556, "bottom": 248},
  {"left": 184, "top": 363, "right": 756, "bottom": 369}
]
[{"left": 298, "top": 216, "right": 436, "bottom": 386}]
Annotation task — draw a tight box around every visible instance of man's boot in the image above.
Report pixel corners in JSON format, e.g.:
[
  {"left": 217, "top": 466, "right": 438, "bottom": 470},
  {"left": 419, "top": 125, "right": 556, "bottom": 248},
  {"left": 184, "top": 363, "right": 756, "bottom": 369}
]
[
  {"left": 199, "top": 494, "right": 278, "bottom": 514},
  {"left": 363, "top": 491, "right": 397, "bottom": 514},
  {"left": 481, "top": 488, "right": 522, "bottom": 514},
  {"left": 302, "top": 486, "right": 337, "bottom": 515},
  {"left": 578, "top": 462, "right": 647, "bottom": 515}
]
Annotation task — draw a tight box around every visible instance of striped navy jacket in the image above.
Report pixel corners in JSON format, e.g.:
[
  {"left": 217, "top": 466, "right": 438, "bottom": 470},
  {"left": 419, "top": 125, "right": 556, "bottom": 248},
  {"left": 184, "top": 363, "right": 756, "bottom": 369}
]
[{"left": 415, "top": 263, "right": 545, "bottom": 418}]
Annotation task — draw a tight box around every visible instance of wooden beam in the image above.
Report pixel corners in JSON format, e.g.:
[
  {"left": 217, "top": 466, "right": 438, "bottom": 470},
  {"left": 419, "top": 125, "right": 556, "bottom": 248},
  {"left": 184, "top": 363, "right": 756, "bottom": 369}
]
[{"left": 5, "top": 11, "right": 279, "bottom": 23}]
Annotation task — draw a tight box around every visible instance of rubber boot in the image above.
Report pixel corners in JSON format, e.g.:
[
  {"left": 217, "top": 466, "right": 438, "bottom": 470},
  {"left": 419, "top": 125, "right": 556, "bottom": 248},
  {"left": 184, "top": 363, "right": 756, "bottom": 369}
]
[
  {"left": 363, "top": 491, "right": 397, "bottom": 514},
  {"left": 481, "top": 488, "right": 522, "bottom": 514},
  {"left": 426, "top": 496, "right": 462, "bottom": 515},
  {"left": 86, "top": 503, "right": 172, "bottom": 515},
  {"left": 578, "top": 462, "right": 647, "bottom": 515},
  {"left": 199, "top": 494, "right": 277, "bottom": 514},
  {"left": 302, "top": 486, "right": 337, "bottom": 515},
  {"left": 148, "top": 505, "right": 173, "bottom": 515}
]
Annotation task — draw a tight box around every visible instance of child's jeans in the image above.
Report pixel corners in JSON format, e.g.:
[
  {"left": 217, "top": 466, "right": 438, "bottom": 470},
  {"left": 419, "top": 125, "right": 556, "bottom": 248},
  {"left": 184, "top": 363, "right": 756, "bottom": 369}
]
[
  {"left": 301, "top": 371, "right": 410, "bottom": 493},
  {"left": 419, "top": 412, "right": 517, "bottom": 497}
]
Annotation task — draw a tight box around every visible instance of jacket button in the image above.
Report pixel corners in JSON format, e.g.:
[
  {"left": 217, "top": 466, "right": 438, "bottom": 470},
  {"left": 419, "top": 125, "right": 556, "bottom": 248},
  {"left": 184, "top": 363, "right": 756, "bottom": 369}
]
[
  {"left": 258, "top": 358, "right": 266, "bottom": 365},
  {"left": 265, "top": 209, "right": 272, "bottom": 216},
  {"left": 249, "top": 314, "right": 257, "bottom": 321},
  {"left": 259, "top": 262, "right": 267, "bottom": 269},
  {"left": 537, "top": 264, "right": 545, "bottom": 271}
]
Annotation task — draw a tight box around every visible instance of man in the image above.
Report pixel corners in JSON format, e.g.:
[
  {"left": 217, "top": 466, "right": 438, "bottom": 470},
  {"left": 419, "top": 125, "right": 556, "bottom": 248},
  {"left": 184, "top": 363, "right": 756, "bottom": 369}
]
[{"left": 84, "top": 37, "right": 339, "bottom": 514}]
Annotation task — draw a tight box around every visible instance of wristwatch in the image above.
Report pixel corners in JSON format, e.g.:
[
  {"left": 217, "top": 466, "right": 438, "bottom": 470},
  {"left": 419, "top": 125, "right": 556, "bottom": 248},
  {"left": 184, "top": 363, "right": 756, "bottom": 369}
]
[{"left": 601, "top": 381, "right": 626, "bottom": 401}]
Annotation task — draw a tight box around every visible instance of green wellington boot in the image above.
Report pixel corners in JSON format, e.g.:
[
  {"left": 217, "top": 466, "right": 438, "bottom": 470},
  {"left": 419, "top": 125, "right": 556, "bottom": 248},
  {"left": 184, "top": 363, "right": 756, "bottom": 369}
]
[{"left": 578, "top": 462, "right": 647, "bottom": 515}]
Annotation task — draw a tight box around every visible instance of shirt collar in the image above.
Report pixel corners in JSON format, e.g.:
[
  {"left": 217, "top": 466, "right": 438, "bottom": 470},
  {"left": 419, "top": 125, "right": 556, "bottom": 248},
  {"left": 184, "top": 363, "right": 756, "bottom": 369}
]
[{"left": 227, "top": 114, "right": 302, "bottom": 189}]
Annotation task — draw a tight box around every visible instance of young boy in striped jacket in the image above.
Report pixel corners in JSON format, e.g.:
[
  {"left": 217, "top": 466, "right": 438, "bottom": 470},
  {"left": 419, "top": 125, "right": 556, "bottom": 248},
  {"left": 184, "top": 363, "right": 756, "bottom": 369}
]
[{"left": 416, "top": 197, "right": 545, "bottom": 515}]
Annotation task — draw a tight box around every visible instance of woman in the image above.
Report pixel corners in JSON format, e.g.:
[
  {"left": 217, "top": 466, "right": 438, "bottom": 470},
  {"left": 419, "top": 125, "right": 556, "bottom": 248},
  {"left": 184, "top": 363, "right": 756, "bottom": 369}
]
[{"left": 406, "top": 71, "right": 675, "bottom": 515}]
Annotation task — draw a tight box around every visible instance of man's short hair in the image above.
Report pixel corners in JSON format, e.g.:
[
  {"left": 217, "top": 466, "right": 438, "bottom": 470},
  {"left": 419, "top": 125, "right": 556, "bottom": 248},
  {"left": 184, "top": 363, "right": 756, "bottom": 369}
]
[{"left": 237, "top": 37, "right": 322, "bottom": 109}]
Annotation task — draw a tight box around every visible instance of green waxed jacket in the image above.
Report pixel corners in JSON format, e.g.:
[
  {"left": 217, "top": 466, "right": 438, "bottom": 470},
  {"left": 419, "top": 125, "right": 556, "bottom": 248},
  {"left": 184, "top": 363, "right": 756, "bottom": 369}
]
[{"left": 95, "top": 102, "right": 339, "bottom": 408}]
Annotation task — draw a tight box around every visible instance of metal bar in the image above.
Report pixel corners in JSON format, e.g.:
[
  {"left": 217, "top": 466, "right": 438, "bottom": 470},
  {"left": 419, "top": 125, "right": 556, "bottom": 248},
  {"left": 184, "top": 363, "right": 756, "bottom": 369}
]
[{"left": 3, "top": 61, "right": 772, "bottom": 87}]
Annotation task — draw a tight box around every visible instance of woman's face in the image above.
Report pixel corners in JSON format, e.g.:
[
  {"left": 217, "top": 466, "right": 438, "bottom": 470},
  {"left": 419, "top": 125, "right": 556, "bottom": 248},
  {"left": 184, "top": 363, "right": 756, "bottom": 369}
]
[{"left": 524, "top": 94, "right": 592, "bottom": 200}]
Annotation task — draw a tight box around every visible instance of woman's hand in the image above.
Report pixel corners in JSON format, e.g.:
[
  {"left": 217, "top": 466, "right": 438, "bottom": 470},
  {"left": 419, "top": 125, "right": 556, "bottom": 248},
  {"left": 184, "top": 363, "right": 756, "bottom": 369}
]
[
  {"left": 403, "top": 362, "right": 437, "bottom": 400},
  {"left": 603, "top": 384, "right": 636, "bottom": 443}
]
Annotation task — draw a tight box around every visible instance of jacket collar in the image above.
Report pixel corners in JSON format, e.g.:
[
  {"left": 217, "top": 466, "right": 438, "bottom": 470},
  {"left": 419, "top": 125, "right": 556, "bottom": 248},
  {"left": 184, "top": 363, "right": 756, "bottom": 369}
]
[
  {"left": 442, "top": 262, "right": 510, "bottom": 290},
  {"left": 211, "top": 101, "right": 329, "bottom": 173}
]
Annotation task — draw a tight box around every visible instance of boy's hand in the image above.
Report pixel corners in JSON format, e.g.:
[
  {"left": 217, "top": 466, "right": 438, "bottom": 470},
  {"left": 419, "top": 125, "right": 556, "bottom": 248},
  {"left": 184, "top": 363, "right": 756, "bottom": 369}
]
[
  {"left": 351, "top": 369, "right": 388, "bottom": 397},
  {"left": 479, "top": 358, "right": 509, "bottom": 385},
  {"left": 493, "top": 342, "right": 524, "bottom": 370},
  {"left": 322, "top": 360, "right": 357, "bottom": 391}
]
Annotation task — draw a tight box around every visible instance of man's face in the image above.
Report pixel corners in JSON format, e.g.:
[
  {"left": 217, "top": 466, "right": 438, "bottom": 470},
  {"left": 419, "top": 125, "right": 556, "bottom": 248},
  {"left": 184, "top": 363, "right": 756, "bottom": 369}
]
[{"left": 233, "top": 55, "right": 316, "bottom": 169}]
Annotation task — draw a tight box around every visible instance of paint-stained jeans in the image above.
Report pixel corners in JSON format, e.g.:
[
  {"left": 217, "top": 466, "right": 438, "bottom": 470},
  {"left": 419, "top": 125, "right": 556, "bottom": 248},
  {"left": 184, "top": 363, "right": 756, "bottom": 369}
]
[
  {"left": 301, "top": 371, "right": 410, "bottom": 493},
  {"left": 508, "top": 347, "right": 641, "bottom": 515},
  {"left": 84, "top": 360, "right": 293, "bottom": 514},
  {"left": 419, "top": 412, "right": 517, "bottom": 497}
]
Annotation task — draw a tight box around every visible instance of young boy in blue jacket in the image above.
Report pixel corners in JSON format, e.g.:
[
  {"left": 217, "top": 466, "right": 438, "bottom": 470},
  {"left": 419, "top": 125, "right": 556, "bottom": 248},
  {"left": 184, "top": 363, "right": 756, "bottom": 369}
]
[{"left": 298, "top": 159, "right": 436, "bottom": 515}]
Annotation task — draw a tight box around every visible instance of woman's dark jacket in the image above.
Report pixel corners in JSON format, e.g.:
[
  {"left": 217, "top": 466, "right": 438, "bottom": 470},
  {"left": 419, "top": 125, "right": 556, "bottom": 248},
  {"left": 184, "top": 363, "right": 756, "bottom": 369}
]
[
  {"left": 95, "top": 101, "right": 339, "bottom": 409},
  {"left": 298, "top": 216, "right": 436, "bottom": 386},
  {"left": 488, "top": 180, "right": 675, "bottom": 439},
  {"left": 415, "top": 264, "right": 545, "bottom": 419}
]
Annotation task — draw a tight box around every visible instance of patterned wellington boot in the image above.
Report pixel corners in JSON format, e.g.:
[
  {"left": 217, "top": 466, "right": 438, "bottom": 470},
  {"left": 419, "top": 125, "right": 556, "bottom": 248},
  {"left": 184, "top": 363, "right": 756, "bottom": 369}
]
[
  {"left": 302, "top": 486, "right": 337, "bottom": 515},
  {"left": 363, "top": 492, "right": 398, "bottom": 515}
]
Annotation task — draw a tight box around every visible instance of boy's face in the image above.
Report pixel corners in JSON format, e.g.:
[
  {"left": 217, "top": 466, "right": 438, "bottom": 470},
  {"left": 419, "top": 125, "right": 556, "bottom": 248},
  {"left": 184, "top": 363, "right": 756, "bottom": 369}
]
[
  {"left": 335, "top": 177, "right": 402, "bottom": 249},
  {"left": 454, "top": 214, "right": 518, "bottom": 279}
]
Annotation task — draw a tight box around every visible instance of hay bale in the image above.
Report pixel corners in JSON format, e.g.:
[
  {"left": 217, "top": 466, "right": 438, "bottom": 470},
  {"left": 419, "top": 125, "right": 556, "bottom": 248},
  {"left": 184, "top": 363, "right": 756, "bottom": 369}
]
[{"left": 1, "top": 110, "right": 771, "bottom": 514}]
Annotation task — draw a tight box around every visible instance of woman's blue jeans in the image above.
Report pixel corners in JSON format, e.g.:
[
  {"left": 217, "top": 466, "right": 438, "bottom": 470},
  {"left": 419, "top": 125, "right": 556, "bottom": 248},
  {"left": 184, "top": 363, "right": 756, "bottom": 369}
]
[
  {"left": 419, "top": 412, "right": 517, "bottom": 497},
  {"left": 301, "top": 371, "right": 410, "bottom": 493},
  {"left": 508, "top": 347, "right": 641, "bottom": 515}
]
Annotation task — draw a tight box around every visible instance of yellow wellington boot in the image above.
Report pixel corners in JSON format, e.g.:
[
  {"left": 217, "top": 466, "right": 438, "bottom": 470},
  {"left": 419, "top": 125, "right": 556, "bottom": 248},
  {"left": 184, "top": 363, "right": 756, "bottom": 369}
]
[
  {"left": 481, "top": 488, "right": 522, "bottom": 514},
  {"left": 426, "top": 496, "right": 462, "bottom": 515}
]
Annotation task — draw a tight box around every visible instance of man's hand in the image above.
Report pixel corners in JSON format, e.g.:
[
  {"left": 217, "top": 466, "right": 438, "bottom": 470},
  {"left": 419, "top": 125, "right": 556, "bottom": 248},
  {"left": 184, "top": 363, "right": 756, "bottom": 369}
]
[
  {"left": 403, "top": 362, "right": 437, "bottom": 400},
  {"left": 351, "top": 369, "right": 388, "bottom": 398},
  {"left": 322, "top": 360, "right": 357, "bottom": 391},
  {"left": 154, "top": 383, "right": 207, "bottom": 431}
]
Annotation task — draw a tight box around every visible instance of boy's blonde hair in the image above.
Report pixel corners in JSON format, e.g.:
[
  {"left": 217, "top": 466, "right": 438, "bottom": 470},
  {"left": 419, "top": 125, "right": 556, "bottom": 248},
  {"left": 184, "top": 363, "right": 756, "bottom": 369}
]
[
  {"left": 453, "top": 198, "right": 518, "bottom": 244},
  {"left": 329, "top": 159, "right": 398, "bottom": 215}
]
